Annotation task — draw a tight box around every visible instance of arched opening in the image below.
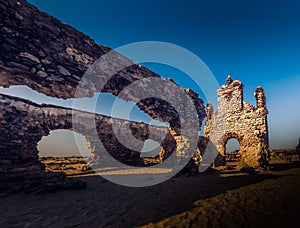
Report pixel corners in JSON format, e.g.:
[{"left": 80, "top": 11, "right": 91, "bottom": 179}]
[
  {"left": 38, "top": 129, "right": 93, "bottom": 174},
  {"left": 141, "top": 139, "right": 164, "bottom": 164},
  {"left": 140, "top": 139, "right": 163, "bottom": 158},
  {"left": 225, "top": 138, "right": 240, "bottom": 162}
]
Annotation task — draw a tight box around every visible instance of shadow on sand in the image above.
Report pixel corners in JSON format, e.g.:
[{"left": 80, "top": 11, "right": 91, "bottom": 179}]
[{"left": 1, "top": 163, "right": 300, "bottom": 227}]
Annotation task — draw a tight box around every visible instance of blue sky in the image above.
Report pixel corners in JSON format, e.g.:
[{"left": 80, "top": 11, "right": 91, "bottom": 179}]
[{"left": 5, "top": 0, "right": 300, "bottom": 155}]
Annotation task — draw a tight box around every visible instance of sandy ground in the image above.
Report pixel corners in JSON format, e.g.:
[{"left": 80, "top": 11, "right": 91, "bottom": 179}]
[{"left": 1, "top": 163, "right": 300, "bottom": 227}]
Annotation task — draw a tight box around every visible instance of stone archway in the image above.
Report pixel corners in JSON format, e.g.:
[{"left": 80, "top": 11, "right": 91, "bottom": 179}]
[
  {"left": 37, "top": 129, "right": 93, "bottom": 158},
  {"left": 37, "top": 129, "right": 93, "bottom": 174},
  {"left": 205, "top": 76, "right": 270, "bottom": 168},
  {"left": 220, "top": 132, "right": 243, "bottom": 157},
  {"left": 0, "top": 0, "right": 206, "bottom": 191},
  {"left": 0, "top": 93, "right": 178, "bottom": 190},
  {"left": 225, "top": 138, "right": 240, "bottom": 154}
]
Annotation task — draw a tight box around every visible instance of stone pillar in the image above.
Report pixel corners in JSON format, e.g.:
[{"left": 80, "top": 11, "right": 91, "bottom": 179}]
[
  {"left": 255, "top": 86, "right": 267, "bottom": 109},
  {"left": 204, "top": 104, "right": 213, "bottom": 138}
]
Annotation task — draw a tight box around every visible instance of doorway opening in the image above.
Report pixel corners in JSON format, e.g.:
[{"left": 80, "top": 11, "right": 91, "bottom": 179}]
[
  {"left": 37, "top": 129, "right": 93, "bottom": 174},
  {"left": 141, "top": 139, "right": 165, "bottom": 164},
  {"left": 225, "top": 138, "right": 240, "bottom": 162}
]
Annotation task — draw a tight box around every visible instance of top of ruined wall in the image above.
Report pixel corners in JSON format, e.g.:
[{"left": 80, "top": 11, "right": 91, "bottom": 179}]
[
  {"left": 205, "top": 76, "right": 269, "bottom": 139},
  {"left": 0, "top": 92, "right": 171, "bottom": 166},
  {"left": 214, "top": 77, "right": 245, "bottom": 114},
  {"left": 0, "top": 0, "right": 205, "bottom": 127},
  {"left": 0, "top": 0, "right": 110, "bottom": 97},
  {"left": 213, "top": 76, "right": 267, "bottom": 115}
]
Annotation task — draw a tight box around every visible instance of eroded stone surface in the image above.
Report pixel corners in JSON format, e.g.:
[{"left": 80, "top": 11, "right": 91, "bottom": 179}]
[
  {"left": 204, "top": 76, "right": 269, "bottom": 168},
  {"left": 0, "top": 93, "right": 178, "bottom": 191},
  {"left": 0, "top": 0, "right": 206, "bottom": 191},
  {"left": 0, "top": 0, "right": 205, "bottom": 130}
]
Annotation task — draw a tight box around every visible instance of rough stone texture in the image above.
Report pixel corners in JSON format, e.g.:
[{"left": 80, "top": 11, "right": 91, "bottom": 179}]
[
  {"left": 0, "top": 93, "right": 179, "bottom": 191},
  {"left": 0, "top": 93, "right": 173, "bottom": 158},
  {"left": 0, "top": 0, "right": 206, "bottom": 191},
  {"left": 39, "top": 157, "right": 92, "bottom": 174},
  {"left": 0, "top": 0, "right": 205, "bottom": 131},
  {"left": 204, "top": 76, "right": 269, "bottom": 168},
  {"left": 0, "top": 0, "right": 110, "bottom": 96}
]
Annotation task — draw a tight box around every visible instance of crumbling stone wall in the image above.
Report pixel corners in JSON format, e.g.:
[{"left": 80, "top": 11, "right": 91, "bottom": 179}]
[
  {"left": 0, "top": 0, "right": 206, "bottom": 191},
  {"left": 0, "top": 0, "right": 205, "bottom": 130},
  {"left": 0, "top": 1, "right": 205, "bottom": 138},
  {"left": 0, "top": 93, "right": 177, "bottom": 190},
  {"left": 204, "top": 76, "right": 269, "bottom": 168},
  {"left": 0, "top": 0, "right": 205, "bottom": 162}
]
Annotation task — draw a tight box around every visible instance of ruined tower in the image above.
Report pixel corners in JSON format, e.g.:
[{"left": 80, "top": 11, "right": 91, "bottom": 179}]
[{"left": 204, "top": 76, "right": 269, "bottom": 168}]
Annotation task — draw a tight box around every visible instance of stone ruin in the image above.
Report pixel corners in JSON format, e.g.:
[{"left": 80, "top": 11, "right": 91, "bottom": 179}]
[
  {"left": 204, "top": 76, "right": 269, "bottom": 168},
  {"left": 0, "top": 93, "right": 176, "bottom": 191},
  {"left": 0, "top": 0, "right": 205, "bottom": 192},
  {"left": 0, "top": 0, "right": 270, "bottom": 192}
]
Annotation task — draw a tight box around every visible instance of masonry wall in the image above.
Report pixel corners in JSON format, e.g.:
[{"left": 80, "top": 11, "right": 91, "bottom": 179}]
[
  {"left": 0, "top": 0, "right": 205, "bottom": 131},
  {"left": 0, "top": 93, "right": 178, "bottom": 191},
  {"left": 0, "top": 0, "right": 206, "bottom": 191},
  {"left": 204, "top": 78, "right": 269, "bottom": 168}
]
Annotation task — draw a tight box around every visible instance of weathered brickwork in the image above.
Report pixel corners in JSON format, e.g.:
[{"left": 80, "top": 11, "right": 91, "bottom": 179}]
[
  {"left": 0, "top": 93, "right": 177, "bottom": 191},
  {"left": 0, "top": 0, "right": 205, "bottom": 130},
  {"left": 0, "top": 0, "right": 206, "bottom": 191},
  {"left": 204, "top": 76, "right": 269, "bottom": 168}
]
